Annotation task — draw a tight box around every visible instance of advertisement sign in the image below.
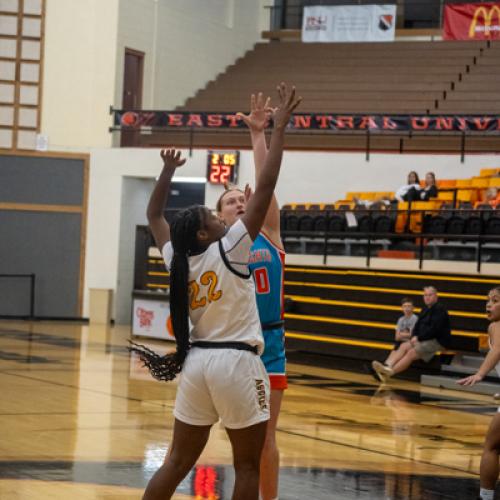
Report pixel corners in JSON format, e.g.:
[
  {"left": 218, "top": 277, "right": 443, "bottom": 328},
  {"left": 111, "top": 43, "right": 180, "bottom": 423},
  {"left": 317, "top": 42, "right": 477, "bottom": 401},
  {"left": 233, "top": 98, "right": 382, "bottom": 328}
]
[
  {"left": 114, "top": 110, "right": 500, "bottom": 133},
  {"left": 302, "top": 4, "right": 396, "bottom": 43},
  {"left": 132, "top": 298, "right": 173, "bottom": 340},
  {"left": 443, "top": 3, "right": 500, "bottom": 40}
]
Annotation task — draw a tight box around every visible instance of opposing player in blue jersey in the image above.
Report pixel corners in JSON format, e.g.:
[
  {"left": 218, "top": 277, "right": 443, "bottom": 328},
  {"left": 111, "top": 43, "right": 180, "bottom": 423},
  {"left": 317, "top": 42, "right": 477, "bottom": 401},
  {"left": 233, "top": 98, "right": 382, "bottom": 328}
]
[{"left": 217, "top": 92, "right": 287, "bottom": 500}]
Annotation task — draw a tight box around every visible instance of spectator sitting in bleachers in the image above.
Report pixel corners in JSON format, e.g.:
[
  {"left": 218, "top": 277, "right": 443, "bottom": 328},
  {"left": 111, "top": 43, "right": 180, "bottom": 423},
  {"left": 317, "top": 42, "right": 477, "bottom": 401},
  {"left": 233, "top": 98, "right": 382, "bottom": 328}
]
[
  {"left": 475, "top": 187, "right": 499, "bottom": 209},
  {"left": 418, "top": 172, "right": 438, "bottom": 201},
  {"left": 353, "top": 197, "right": 391, "bottom": 210},
  {"left": 395, "top": 171, "right": 421, "bottom": 202},
  {"left": 372, "top": 286, "right": 452, "bottom": 383},
  {"left": 379, "top": 298, "right": 418, "bottom": 371}
]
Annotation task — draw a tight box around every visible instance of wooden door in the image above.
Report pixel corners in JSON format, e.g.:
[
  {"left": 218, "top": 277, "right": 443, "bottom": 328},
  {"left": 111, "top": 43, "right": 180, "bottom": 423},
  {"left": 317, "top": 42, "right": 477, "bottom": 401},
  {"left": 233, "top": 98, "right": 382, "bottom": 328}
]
[{"left": 121, "top": 48, "right": 144, "bottom": 147}]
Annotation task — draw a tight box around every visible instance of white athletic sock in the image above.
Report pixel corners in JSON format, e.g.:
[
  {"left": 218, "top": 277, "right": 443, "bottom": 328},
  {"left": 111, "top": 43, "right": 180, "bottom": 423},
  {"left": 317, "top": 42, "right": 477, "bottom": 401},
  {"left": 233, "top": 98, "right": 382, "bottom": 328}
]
[{"left": 479, "top": 487, "right": 494, "bottom": 500}]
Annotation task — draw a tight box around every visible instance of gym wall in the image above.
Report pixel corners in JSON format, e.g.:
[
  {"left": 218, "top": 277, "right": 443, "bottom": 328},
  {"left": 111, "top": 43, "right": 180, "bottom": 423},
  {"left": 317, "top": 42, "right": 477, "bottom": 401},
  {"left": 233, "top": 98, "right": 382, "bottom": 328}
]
[
  {"left": 0, "top": 152, "right": 88, "bottom": 318},
  {"left": 40, "top": 0, "right": 267, "bottom": 152},
  {"left": 115, "top": 0, "right": 269, "bottom": 111},
  {"left": 85, "top": 147, "right": 500, "bottom": 322},
  {"left": 42, "top": 0, "right": 119, "bottom": 151}
]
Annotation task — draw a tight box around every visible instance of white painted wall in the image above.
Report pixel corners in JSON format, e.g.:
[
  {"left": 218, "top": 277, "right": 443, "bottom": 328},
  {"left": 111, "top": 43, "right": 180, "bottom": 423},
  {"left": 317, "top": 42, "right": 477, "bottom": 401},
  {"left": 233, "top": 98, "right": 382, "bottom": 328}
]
[
  {"left": 115, "top": 177, "right": 155, "bottom": 324},
  {"left": 152, "top": 0, "right": 269, "bottom": 109},
  {"left": 41, "top": 0, "right": 267, "bottom": 151},
  {"left": 114, "top": 0, "right": 269, "bottom": 111},
  {"left": 84, "top": 147, "right": 500, "bottom": 320},
  {"left": 42, "top": 0, "right": 119, "bottom": 151},
  {"left": 114, "top": 0, "right": 157, "bottom": 111}
]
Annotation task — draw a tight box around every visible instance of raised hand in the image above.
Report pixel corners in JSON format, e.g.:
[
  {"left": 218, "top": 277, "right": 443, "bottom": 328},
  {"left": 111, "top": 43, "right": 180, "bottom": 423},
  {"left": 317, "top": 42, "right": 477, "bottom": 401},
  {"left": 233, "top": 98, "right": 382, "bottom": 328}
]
[
  {"left": 237, "top": 93, "right": 272, "bottom": 132},
  {"left": 271, "top": 82, "right": 302, "bottom": 131},
  {"left": 160, "top": 148, "right": 187, "bottom": 170}
]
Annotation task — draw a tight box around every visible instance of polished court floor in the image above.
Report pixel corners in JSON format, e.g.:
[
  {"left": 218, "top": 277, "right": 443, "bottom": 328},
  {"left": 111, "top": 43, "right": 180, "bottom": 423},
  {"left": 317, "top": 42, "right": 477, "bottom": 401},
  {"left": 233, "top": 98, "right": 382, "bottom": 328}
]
[{"left": 0, "top": 320, "right": 498, "bottom": 499}]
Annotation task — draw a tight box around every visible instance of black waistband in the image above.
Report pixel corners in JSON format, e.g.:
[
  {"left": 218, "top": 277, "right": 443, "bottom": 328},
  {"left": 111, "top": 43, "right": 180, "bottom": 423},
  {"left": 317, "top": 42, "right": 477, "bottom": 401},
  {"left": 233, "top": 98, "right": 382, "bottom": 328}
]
[
  {"left": 261, "top": 320, "right": 285, "bottom": 331},
  {"left": 191, "top": 341, "right": 258, "bottom": 354}
]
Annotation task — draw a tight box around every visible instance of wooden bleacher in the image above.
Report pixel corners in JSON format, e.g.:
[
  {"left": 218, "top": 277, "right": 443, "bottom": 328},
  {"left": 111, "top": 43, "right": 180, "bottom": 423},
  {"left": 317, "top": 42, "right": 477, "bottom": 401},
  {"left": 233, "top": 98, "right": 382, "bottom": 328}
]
[{"left": 139, "top": 39, "right": 500, "bottom": 152}]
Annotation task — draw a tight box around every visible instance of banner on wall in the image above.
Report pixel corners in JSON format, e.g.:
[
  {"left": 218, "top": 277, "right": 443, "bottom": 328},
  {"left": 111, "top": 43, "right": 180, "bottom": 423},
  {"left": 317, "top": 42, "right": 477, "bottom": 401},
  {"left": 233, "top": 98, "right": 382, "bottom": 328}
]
[
  {"left": 113, "top": 110, "right": 500, "bottom": 133},
  {"left": 443, "top": 2, "right": 500, "bottom": 40},
  {"left": 301, "top": 4, "right": 396, "bottom": 43}
]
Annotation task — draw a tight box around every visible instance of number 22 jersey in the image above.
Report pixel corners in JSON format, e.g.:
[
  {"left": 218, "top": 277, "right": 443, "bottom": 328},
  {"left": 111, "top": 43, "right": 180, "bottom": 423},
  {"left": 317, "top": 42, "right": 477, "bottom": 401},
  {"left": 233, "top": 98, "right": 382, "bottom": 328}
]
[{"left": 162, "top": 219, "right": 264, "bottom": 354}]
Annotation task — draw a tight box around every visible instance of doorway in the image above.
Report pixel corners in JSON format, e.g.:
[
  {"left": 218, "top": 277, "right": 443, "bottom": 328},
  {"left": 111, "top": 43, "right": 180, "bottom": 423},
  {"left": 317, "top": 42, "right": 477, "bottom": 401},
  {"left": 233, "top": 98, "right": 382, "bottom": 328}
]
[{"left": 121, "top": 48, "right": 144, "bottom": 147}]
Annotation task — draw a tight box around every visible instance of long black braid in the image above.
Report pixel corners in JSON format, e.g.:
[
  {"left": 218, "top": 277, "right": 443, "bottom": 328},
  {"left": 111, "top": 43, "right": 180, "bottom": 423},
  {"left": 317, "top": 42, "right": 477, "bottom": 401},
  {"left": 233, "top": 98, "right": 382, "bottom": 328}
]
[{"left": 129, "top": 206, "right": 206, "bottom": 381}]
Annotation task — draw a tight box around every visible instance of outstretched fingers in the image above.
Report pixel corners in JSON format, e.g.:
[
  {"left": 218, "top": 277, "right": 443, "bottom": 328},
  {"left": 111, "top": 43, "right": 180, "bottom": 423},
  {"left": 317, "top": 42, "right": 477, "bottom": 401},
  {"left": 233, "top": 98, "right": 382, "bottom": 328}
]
[
  {"left": 289, "top": 94, "right": 302, "bottom": 113},
  {"left": 160, "top": 148, "right": 186, "bottom": 167},
  {"left": 250, "top": 93, "right": 256, "bottom": 112}
]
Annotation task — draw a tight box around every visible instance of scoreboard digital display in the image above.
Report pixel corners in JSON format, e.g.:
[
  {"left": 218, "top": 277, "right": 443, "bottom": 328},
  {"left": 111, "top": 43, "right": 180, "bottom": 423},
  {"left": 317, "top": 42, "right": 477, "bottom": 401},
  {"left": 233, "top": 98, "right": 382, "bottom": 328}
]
[{"left": 206, "top": 151, "right": 239, "bottom": 185}]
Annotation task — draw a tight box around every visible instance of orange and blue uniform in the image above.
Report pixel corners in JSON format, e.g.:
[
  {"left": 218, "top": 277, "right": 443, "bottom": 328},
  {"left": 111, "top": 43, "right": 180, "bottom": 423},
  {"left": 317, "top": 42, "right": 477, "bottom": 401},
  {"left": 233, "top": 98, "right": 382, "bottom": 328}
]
[{"left": 249, "top": 231, "right": 287, "bottom": 390}]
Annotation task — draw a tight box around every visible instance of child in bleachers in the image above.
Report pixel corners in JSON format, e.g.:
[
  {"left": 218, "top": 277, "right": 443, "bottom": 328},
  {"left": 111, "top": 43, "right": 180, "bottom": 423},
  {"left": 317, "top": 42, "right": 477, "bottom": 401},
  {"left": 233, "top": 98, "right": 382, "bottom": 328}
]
[{"left": 376, "top": 298, "right": 418, "bottom": 372}]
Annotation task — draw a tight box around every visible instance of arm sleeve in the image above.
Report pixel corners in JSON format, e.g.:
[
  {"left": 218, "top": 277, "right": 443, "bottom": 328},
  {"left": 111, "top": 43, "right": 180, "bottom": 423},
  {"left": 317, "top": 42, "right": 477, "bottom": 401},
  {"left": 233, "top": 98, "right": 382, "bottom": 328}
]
[
  {"left": 395, "top": 316, "right": 404, "bottom": 331},
  {"left": 162, "top": 242, "right": 173, "bottom": 271}
]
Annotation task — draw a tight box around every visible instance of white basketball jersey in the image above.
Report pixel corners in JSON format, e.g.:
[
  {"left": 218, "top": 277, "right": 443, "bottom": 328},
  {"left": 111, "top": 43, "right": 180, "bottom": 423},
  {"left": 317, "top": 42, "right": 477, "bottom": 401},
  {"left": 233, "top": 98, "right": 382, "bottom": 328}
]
[
  {"left": 489, "top": 335, "right": 500, "bottom": 378},
  {"left": 163, "top": 219, "right": 264, "bottom": 354}
]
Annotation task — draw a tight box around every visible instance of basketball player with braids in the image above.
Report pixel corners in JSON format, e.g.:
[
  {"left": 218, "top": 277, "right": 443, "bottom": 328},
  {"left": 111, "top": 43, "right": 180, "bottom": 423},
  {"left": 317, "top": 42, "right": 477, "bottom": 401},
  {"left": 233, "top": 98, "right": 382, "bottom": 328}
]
[
  {"left": 216, "top": 93, "right": 286, "bottom": 500},
  {"left": 457, "top": 286, "right": 500, "bottom": 500},
  {"left": 130, "top": 83, "right": 301, "bottom": 500}
]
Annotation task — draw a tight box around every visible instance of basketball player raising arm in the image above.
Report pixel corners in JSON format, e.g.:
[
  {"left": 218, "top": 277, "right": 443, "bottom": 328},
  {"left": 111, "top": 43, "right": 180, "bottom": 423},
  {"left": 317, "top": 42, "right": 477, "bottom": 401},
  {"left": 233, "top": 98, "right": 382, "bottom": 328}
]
[
  {"left": 237, "top": 93, "right": 287, "bottom": 500},
  {"left": 457, "top": 286, "right": 500, "bottom": 500},
  {"left": 132, "top": 83, "right": 301, "bottom": 500}
]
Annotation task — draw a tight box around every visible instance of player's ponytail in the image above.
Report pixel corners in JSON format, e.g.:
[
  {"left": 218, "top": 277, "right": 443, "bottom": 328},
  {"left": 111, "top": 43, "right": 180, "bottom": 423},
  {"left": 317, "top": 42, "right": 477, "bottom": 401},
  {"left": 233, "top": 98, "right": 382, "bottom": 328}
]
[{"left": 129, "top": 206, "right": 205, "bottom": 381}]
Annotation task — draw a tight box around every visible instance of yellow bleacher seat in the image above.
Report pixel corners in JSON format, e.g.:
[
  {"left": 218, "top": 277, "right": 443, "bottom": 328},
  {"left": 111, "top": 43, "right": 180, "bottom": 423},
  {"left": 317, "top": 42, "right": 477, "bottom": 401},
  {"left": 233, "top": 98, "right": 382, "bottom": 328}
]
[
  {"left": 335, "top": 200, "right": 355, "bottom": 209},
  {"left": 359, "top": 192, "right": 376, "bottom": 200},
  {"left": 345, "top": 192, "right": 359, "bottom": 201},
  {"left": 411, "top": 201, "right": 438, "bottom": 210},
  {"left": 471, "top": 177, "right": 490, "bottom": 188},
  {"left": 457, "top": 189, "right": 477, "bottom": 203},
  {"left": 437, "top": 179, "right": 456, "bottom": 188},
  {"left": 455, "top": 179, "right": 472, "bottom": 188},
  {"left": 489, "top": 177, "right": 500, "bottom": 188},
  {"left": 480, "top": 168, "right": 500, "bottom": 177},
  {"left": 438, "top": 191, "right": 454, "bottom": 201}
]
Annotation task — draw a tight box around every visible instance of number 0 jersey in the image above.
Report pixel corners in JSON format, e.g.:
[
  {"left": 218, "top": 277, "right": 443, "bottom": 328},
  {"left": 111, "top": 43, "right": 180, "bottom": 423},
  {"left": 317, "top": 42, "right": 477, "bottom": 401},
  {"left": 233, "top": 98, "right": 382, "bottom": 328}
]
[
  {"left": 162, "top": 219, "right": 264, "bottom": 354},
  {"left": 248, "top": 232, "right": 285, "bottom": 326}
]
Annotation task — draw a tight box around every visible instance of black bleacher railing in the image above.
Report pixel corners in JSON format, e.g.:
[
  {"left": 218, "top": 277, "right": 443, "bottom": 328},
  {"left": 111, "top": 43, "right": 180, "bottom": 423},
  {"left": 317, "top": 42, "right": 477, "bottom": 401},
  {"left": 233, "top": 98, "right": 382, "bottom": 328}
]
[
  {"left": 280, "top": 207, "right": 500, "bottom": 271},
  {"left": 0, "top": 273, "right": 36, "bottom": 319}
]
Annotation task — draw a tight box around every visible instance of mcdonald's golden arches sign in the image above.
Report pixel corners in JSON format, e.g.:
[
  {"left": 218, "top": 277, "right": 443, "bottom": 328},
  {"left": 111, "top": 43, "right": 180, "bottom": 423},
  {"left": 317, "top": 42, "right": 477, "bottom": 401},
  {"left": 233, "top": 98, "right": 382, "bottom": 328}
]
[{"left": 444, "top": 2, "right": 500, "bottom": 40}]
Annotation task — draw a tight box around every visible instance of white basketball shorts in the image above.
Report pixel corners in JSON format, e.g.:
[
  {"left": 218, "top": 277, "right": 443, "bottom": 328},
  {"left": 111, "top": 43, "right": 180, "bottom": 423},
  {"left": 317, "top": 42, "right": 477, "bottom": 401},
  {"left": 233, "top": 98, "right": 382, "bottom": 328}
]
[{"left": 174, "top": 347, "right": 270, "bottom": 429}]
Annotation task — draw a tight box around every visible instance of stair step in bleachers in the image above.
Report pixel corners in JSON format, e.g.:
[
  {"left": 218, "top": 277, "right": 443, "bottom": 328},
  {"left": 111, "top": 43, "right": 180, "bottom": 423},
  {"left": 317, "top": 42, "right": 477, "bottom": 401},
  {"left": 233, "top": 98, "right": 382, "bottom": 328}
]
[
  {"left": 421, "top": 374, "right": 499, "bottom": 396},
  {"left": 284, "top": 265, "right": 496, "bottom": 377}
]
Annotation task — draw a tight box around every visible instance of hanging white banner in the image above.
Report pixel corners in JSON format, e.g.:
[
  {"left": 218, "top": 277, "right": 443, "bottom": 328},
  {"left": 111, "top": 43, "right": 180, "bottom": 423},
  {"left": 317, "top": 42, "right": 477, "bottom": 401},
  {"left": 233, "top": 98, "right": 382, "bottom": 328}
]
[{"left": 302, "top": 4, "right": 397, "bottom": 43}]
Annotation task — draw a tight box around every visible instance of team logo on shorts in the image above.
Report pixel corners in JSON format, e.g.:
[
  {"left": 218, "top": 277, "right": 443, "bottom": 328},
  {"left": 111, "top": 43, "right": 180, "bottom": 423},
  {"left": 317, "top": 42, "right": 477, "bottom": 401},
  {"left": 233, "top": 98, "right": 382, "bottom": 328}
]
[{"left": 255, "top": 379, "right": 268, "bottom": 411}]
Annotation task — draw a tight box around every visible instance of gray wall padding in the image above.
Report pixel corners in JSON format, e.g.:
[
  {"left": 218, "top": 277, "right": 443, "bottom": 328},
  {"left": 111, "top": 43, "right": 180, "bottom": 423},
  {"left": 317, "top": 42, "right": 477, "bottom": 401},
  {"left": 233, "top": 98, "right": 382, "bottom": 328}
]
[
  {"left": 0, "top": 155, "right": 85, "bottom": 317},
  {"left": 0, "top": 211, "right": 82, "bottom": 317},
  {"left": 0, "top": 155, "right": 84, "bottom": 205}
]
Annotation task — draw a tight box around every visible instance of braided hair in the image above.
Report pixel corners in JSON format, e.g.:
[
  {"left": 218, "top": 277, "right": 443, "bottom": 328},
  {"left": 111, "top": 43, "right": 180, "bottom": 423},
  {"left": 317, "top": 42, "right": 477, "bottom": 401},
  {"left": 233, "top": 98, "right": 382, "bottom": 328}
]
[{"left": 129, "top": 206, "right": 206, "bottom": 381}]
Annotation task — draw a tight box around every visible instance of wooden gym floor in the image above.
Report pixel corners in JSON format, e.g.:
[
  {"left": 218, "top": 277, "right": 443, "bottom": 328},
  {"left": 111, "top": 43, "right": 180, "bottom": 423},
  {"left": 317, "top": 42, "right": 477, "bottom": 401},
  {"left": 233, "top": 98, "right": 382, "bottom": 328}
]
[{"left": 0, "top": 320, "right": 497, "bottom": 499}]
